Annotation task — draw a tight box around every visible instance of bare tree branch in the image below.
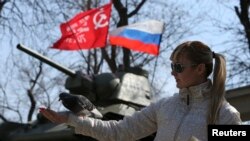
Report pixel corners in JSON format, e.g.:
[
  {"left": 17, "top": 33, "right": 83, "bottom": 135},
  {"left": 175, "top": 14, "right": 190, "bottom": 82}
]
[{"left": 234, "top": 0, "right": 250, "bottom": 51}]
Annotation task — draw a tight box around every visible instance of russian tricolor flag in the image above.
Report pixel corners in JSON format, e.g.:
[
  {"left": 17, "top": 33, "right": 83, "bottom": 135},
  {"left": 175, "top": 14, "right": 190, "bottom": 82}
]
[{"left": 109, "top": 20, "right": 164, "bottom": 56}]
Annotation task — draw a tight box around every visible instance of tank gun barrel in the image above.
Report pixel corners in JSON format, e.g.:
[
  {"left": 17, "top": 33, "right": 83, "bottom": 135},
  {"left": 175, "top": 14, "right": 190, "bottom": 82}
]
[{"left": 17, "top": 44, "right": 75, "bottom": 77}]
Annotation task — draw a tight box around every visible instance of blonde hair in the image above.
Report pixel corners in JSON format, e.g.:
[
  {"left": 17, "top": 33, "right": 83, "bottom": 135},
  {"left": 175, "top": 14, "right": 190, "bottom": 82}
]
[{"left": 170, "top": 41, "right": 227, "bottom": 124}]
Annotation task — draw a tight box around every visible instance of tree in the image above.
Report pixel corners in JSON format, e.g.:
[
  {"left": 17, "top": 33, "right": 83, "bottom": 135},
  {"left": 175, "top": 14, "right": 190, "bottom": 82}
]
[
  {"left": 213, "top": 0, "right": 250, "bottom": 88},
  {"left": 235, "top": 0, "right": 250, "bottom": 51},
  {"left": 0, "top": 0, "right": 200, "bottom": 123},
  {"left": 229, "top": 0, "right": 250, "bottom": 86}
]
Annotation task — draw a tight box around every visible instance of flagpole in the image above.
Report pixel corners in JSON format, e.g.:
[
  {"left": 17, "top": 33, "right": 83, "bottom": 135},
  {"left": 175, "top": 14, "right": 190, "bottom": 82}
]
[
  {"left": 150, "top": 26, "right": 163, "bottom": 89},
  {"left": 150, "top": 55, "right": 159, "bottom": 87},
  {"left": 62, "top": 13, "right": 83, "bottom": 51},
  {"left": 61, "top": 12, "right": 88, "bottom": 62}
]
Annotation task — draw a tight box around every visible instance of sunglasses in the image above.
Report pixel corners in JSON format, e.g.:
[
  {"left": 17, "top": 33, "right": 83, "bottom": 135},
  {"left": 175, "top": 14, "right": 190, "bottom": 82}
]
[{"left": 171, "top": 63, "right": 197, "bottom": 73}]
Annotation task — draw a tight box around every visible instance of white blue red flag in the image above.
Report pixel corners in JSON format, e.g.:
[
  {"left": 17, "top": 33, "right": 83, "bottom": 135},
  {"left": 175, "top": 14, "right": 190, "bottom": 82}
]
[{"left": 109, "top": 20, "right": 164, "bottom": 56}]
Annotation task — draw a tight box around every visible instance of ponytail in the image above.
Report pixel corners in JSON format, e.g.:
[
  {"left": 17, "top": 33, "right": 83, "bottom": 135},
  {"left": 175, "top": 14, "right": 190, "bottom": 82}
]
[{"left": 208, "top": 52, "right": 227, "bottom": 124}]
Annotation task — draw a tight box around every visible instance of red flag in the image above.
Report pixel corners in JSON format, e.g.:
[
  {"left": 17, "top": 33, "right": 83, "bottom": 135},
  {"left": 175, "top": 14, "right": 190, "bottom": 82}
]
[{"left": 52, "top": 2, "right": 112, "bottom": 50}]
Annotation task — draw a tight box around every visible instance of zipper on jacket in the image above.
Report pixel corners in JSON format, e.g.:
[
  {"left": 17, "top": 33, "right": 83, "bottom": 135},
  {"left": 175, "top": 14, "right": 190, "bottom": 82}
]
[{"left": 174, "top": 90, "right": 191, "bottom": 140}]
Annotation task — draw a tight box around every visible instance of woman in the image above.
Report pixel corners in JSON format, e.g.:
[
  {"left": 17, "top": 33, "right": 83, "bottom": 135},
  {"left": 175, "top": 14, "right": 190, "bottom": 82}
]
[{"left": 40, "top": 41, "right": 242, "bottom": 141}]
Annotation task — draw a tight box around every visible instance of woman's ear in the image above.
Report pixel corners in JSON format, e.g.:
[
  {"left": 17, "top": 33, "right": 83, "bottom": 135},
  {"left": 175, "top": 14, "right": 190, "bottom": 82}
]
[{"left": 196, "top": 63, "right": 206, "bottom": 76}]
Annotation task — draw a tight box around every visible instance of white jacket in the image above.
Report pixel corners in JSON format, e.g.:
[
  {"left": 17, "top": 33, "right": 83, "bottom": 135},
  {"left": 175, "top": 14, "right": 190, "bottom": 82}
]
[{"left": 67, "top": 80, "right": 242, "bottom": 141}]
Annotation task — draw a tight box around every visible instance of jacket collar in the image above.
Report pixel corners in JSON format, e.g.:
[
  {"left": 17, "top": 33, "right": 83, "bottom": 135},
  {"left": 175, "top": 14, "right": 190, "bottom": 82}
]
[{"left": 179, "top": 80, "right": 212, "bottom": 102}]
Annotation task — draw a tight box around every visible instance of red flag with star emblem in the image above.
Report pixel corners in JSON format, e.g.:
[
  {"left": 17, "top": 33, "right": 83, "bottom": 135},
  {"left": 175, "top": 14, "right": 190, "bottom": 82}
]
[{"left": 52, "top": 2, "right": 112, "bottom": 50}]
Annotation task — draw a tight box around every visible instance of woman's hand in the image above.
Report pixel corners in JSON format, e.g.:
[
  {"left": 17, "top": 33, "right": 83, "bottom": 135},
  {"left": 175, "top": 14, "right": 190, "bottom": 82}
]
[{"left": 39, "top": 107, "right": 69, "bottom": 124}]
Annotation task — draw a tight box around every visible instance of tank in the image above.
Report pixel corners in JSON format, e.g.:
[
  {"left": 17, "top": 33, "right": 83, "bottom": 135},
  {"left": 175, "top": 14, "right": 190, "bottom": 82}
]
[{"left": 0, "top": 44, "right": 156, "bottom": 141}]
